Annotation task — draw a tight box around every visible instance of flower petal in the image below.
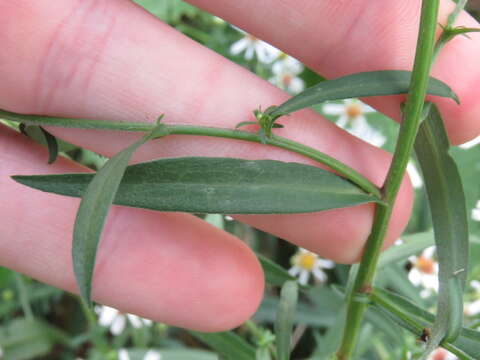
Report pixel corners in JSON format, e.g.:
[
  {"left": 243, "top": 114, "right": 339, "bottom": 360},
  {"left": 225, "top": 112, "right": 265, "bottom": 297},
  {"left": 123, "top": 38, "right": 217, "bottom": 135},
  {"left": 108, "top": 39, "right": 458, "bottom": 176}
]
[
  {"left": 97, "top": 305, "right": 119, "bottom": 327},
  {"left": 118, "top": 349, "right": 130, "bottom": 360},
  {"left": 298, "top": 269, "right": 310, "bottom": 286},
  {"left": 111, "top": 314, "right": 127, "bottom": 336},
  {"left": 322, "top": 103, "right": 346, "bottom": 116}
]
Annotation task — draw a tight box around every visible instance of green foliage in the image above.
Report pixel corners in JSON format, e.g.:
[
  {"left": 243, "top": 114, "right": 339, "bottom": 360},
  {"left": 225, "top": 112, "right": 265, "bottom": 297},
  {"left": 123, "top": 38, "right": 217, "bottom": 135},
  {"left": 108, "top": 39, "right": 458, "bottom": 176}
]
[
  {"left": 269, "top": 70, "right": 458, "bottom": 119},
  {"left": 13, "top": 157, "right": 380, "bottom": 215},
  {"left": 415, "top": 104, "right": 469, "bottom": 354},
  {"left": 275, "top": 281, "right": 298, "bottom": 360}
]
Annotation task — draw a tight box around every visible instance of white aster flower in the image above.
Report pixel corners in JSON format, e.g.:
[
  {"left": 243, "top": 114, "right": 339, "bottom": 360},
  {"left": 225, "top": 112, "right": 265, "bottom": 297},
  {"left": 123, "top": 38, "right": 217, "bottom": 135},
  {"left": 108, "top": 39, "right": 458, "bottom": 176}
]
[
  {"left": 407, "top": 161, "right": 423, "bottom": 189},
  {"left": 459, "top": 135, "right": 480, "bottom": 149},
  {"left": 95, "top": 305, "right": 152, "bottom": 336},
  {"left": 322, "top": 99, "right": 386, "bottom": 147},
  {"left": 408, "top": 246, "right": 439, "bottom": 298},
  {"left": 118, "top": 349, "right": 162, "bottom": 360},
  {"left": 269, "top": 55, "right": 305, "bottom": 94},
  {"left": 288, "top": 247, "right": 335, "bottom": 285},
  {"left": 426, "top": 348, "right": 457, "bottom": 360},
  {"left": 230, "top": 28, "right": 280, "bottom": 64},
  {"left": 472, "top": 200, "right": 480, "bottom": 221}
]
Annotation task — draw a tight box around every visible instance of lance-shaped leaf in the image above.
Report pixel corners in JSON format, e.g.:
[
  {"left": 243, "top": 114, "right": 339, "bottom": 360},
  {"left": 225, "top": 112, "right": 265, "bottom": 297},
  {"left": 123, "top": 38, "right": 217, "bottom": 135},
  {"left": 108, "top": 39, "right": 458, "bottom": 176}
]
[
  {"left": 63, "top": 123, "right": 166, "bottom": 306},
  {"left": 13, "top": 157, "right": 381, "bottom": 215},
  {"left": 268, "top": 70, "right": 458, "bottom": 118},
  {"left": 275, "top": 281, "right": 298, "bottom": 360},
  {"left": 414, "top": 103, "right": 469, "bottom": 355}
]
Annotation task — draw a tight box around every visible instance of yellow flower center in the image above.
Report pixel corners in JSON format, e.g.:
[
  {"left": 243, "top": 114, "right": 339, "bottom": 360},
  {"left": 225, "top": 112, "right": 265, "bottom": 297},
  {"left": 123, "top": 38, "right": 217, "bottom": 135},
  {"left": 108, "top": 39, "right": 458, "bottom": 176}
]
[
  {"left": 346, "top": 103, "right": 363, "bottom": 119},
  {"left": 416, "top": 256, "right": 435, "bottom": 274},
  {"left": 295, "top": 252, "right": 317, "bottom": 271}
]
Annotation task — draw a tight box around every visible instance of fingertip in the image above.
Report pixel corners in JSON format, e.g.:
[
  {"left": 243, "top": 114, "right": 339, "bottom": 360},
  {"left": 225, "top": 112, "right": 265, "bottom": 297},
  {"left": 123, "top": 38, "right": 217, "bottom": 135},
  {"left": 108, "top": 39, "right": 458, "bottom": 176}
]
[{"left": 92, "top": 210, "right": 264, "bottom": 332}]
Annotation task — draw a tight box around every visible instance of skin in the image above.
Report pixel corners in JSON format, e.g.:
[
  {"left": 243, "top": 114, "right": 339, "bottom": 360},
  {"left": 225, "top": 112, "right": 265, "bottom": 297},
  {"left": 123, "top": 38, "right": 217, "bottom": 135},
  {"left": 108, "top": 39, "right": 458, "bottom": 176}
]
[{"left": 0, "top": 0, "right": 479, "bottom": 331}]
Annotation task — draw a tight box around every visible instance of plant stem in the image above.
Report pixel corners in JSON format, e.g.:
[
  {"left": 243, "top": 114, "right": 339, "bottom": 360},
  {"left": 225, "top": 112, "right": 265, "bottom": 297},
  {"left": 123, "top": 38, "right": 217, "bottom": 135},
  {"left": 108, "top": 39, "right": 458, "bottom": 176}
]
[
  {"left": 336, "top": 1, "right": 439, "bottom": 358},
  {"left": 0, "top": 109, "right": 380, "bottom": 198}
]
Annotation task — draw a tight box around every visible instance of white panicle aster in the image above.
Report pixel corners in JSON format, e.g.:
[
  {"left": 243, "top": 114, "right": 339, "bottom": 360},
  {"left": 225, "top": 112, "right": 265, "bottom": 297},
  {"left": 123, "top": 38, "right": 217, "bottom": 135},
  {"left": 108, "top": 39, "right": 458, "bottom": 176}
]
[
  {"left": 322, "top": 99, "right": 386, "bottom": 147},
  {"left": 408, "top": 246, "right": 439, "bottom": 298},
  {"left": 459, "top": 135, "right": 480, "bottom": 149},
  {"left": 269, "top": 55, "right": 305, "bottom": 94},
  {"left": 407, "top": 161, "right": 423, "bottom": 189},
  {"left": 95, "top": 305, "right": 152, "bottom": 336},
  {"left": 472, "top": 200, "right": 480, "bottom": 221},
  {"left": 465, "top": 280, "right": 480, "bottom": 317},
  {"left": 288, "top": 247, "right": 335, "bottom": 285},
  {"left": 230, "top": 28, "right": 280, "bottom": 64},
  {"left": 426, "top": 348, "right": 458, "bottom": 360},
  {"left": 119, "top": 349, "right": 162, "bottom": 360}
]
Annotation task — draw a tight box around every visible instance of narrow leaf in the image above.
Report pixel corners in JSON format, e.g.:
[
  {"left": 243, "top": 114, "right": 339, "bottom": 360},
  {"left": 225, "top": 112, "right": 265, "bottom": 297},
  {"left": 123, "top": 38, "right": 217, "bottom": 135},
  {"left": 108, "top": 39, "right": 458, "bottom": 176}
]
[
  {"left": 13, "top": 157, "right": 381, "bottom": 215},
  {"left": 18, "top": 124, "right": 59, "bottom": 164},
  {"left": 189, "top": 331, "right": 256, "bottom": 360},
  {"left": 70, "top": 126, "right": 164, "bottom": 305},
  {"left": 275, "top": 281, "right": 298, "bottom": 360},
  {"left": 269, "top": 70, "right": 459, "bottom": 118},
  {"left": 414, "top": 103, "right": 469, "bottom": 354}
]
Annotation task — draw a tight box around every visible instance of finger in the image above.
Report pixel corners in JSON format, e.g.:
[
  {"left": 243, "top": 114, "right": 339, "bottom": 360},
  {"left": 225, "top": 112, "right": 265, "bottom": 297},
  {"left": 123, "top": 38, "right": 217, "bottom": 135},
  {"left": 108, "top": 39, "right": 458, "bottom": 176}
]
[
  {"left": 186, "top": 0, "right": 480, "bottom": 145},
  {"left": 0, "top": 126, "right": 264, "bottom": 331},
  {"left": 0, "top": 0, "right": 412, "bottom": 263}
]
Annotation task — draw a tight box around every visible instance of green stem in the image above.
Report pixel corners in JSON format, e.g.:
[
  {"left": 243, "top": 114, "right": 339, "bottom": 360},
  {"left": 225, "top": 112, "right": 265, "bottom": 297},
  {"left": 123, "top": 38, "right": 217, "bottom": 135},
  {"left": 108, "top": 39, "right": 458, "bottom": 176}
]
[
  {"left": 337, "top": 1, "right": 439, "bottom": 358},
  {"left": 0, "top": 109, "right": 380, "bottom": 198}
]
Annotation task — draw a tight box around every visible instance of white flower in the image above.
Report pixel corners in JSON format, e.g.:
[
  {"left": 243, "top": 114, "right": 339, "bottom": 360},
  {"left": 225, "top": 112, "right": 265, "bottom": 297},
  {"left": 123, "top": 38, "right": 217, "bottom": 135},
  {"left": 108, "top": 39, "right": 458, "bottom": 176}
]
[
  {"left": 322, "top": 99, "right": 386, "bottom": 147},
  {"left": 407, "top": 161, "right": 423, "bottom": 188},
  {"left": 288, "top": 248, "right": 335, "bottom": 285},
  {"left": 269, "top": 55, "right": 305, "bottom": 94},
  {"left": 408, "top": 246, "right": 439, "bottom": 298},
  {"left": 95, "top": 305, "right": 152, "bottom": 336},
  {"left": 426, "top": 348, "right": 457, "bottom": 360},
  {"left": 230, "top": 28, "right": 280, "bottom": 63},
  {"left": 472, "top": 200, "right": 480, "bottom": 221},
  {"left": 459, "top": 135, "right": 480, "bottom": 149},
  {"left": 118, "top": 349, "right": 162, "bottom": 360}
]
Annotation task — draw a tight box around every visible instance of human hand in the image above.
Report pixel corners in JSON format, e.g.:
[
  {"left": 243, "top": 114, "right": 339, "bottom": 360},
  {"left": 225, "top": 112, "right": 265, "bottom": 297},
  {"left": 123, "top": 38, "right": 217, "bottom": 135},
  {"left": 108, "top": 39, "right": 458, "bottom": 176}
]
[{"left": 1, "top": 0, "right": 479, "bottom": 332}]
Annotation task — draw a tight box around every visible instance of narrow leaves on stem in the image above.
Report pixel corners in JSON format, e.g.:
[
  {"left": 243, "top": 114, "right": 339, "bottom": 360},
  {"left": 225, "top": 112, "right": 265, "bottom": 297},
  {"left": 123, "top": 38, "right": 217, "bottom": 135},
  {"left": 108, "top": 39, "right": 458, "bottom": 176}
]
[
  {"left": 67, "top": 123, "right": 166, "bottom": 306},
  {"left": 414, "top": 103, "right": 469, "bottom": 356},
  {"left": 13, "top": 157, "right": 382, "bottom": 215},
  {"left": 268, "top": 70, "right": 458, "bottom": 119}
]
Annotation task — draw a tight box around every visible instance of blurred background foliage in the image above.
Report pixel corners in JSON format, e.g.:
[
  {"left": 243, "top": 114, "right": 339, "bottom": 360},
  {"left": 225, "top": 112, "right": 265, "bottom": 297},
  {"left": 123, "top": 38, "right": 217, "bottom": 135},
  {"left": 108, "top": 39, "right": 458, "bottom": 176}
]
[{"left": 1, "top": 1, "right": 479, "bottom": 359}]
